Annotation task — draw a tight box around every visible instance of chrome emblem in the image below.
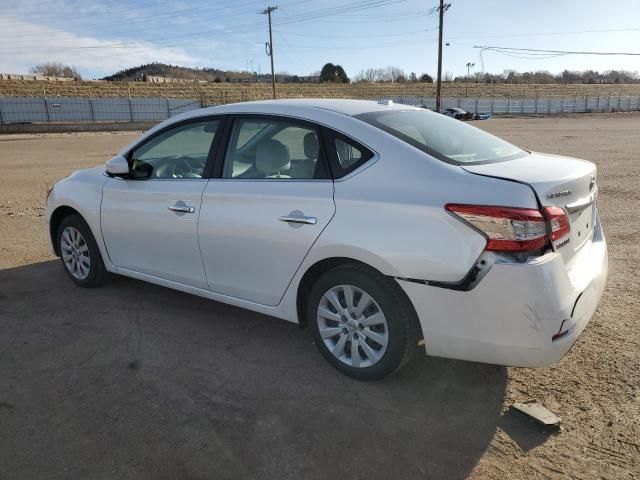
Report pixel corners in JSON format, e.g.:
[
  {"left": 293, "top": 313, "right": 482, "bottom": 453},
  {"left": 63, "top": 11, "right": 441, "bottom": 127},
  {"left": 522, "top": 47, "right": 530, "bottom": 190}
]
[
  {"left": 546, "top": 190, "right": 572, "bottom": 199},
  {"left": 589, "top": 175, "right": 596, "bottom": 191},
  {"left": 556, "top": 237, "right": 570, "bottom": 249}
]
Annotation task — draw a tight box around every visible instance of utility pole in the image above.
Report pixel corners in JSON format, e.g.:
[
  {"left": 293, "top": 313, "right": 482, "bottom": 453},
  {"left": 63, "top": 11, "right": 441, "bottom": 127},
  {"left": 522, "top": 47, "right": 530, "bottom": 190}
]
[
  {"left": 435, "top": 1, "right": 450, "bottom": 112},
  {"left": 262, "top": 5, "right": 278, "bottom": 99}
]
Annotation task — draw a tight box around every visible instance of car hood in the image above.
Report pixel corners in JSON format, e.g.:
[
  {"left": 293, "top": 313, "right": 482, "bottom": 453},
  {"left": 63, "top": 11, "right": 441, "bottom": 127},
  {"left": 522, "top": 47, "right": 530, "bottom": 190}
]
[{"left": 66, "top": 165, "right": 106, "bottom": 180}]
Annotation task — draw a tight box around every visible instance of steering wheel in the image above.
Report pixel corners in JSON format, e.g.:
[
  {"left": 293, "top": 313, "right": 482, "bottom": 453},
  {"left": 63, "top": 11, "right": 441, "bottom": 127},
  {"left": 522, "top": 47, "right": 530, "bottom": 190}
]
[{"left": 170, "top": 156, "right": 203, "bottom": 179}]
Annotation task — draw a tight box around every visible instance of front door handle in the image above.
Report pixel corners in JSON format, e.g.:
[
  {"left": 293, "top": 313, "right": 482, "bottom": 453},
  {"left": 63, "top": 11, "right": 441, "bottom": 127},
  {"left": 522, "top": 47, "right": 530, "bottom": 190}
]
[
  {"left": 278, "top": 214, "right": 317, "bottom": 225},
  {"left": 168, "top": 205, "right": 195, "bottom": 213}
]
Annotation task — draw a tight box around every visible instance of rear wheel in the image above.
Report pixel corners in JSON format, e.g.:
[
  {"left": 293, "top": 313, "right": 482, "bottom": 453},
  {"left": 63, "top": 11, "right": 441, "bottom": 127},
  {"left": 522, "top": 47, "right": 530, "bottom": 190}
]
[
  {"left": 307, "top": 264, "right": 418, "bottom": 380},
  {"left": 57, "top": 214, "right": 109, "bottom": 288}
]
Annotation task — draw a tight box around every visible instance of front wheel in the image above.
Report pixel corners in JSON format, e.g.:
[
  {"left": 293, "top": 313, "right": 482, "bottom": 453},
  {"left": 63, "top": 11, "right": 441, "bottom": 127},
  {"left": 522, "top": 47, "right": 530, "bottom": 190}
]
[
  {"left": 57, "top": 214, "right": 109, "bottom": 288},
  {"left": 307, "top": 264, "right": 419, "bottom": 381}
]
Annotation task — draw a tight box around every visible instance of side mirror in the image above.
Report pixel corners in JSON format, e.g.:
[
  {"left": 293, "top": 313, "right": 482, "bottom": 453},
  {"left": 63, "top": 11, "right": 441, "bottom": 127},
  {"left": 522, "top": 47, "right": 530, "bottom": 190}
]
[{"left": 106, "top": 155, "right": 130, "bottom": 177}]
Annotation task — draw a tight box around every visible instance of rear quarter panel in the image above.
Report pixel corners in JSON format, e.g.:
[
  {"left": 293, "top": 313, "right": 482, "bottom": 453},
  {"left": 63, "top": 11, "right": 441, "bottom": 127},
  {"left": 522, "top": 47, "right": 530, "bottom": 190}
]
[{"left": 308, "top": 134, "right": 540, "bottom": 282}]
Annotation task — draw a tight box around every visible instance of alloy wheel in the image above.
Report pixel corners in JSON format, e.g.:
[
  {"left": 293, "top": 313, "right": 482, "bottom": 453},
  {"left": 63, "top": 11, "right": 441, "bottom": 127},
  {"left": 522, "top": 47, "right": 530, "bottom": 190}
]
[
  {"left": 316, "top": 284, "right": 389, "bottom": 368},
  {"left": 60, "top": 226, "right": 91, "bottom": 280}
]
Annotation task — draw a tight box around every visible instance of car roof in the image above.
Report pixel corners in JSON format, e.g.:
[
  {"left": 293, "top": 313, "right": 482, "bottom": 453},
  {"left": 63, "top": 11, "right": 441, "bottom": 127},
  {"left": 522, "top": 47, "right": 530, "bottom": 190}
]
[
  {"left": 192, "top": 98, "right": 419, "bottom": 118},
  {"left": 119, "top": 99, "right": 424, "bottom": 157}
]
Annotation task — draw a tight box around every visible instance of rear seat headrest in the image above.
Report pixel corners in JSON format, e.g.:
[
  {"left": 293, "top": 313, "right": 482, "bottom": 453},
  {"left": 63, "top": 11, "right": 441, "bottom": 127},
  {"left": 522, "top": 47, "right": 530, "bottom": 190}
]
[
  {"left": 303, "top": 132, "right": 320, "bottom": 159},
  {"left": 256, "top": 139, "right": 290, "bottom": 174}
]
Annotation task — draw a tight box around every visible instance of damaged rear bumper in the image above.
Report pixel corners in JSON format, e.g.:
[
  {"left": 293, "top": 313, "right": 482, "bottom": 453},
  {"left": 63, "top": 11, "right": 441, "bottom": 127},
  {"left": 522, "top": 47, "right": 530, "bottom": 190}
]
[{"left": 397, "top": 212, "right": 608, "bottom": 368}]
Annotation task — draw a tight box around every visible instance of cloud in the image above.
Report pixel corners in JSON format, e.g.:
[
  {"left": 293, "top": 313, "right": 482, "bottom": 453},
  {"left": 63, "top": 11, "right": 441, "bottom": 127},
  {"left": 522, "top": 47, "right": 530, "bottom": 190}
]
[{"left": 0, "top": 15, "right": 203, "bottom": 78}]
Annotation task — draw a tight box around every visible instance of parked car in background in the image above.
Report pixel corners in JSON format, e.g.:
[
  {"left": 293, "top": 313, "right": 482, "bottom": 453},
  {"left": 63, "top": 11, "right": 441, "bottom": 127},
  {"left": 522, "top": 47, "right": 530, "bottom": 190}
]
[
  {"left": 440, "top": 107, "right": 491, "bottom": 121},
  {"left": 46, "top": 99, "right": 607, "bottom": 381},
  {"left": 441, "top": 107, "right": 474, "bottom": 120}
]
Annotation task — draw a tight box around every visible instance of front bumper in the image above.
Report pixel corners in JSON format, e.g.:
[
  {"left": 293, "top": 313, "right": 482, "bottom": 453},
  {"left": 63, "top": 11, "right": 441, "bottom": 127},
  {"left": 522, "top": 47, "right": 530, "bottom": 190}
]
[{"left": 398, "top": 212, "right": 608, "bottom": 368}]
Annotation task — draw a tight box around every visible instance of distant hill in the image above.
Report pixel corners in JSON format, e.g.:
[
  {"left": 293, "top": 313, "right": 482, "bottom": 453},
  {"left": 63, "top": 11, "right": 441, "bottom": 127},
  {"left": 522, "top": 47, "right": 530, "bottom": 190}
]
[{"left": 102, "top": 63, "right": 262, "bottom": 83}]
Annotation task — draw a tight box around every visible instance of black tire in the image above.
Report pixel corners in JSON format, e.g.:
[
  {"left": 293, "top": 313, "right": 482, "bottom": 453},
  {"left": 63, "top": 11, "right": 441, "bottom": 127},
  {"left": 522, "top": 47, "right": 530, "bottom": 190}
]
[
  {"left": 56, "top": 214, "right": 109, "bottom": 288},
  {"left": 307, "top": 264, "right": 419, "bottom": 381}
]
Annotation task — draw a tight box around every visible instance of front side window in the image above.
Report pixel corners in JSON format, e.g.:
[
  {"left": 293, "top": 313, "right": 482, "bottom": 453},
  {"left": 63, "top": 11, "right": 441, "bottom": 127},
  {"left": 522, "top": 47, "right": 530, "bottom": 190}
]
[
  {"left": 223, "top": 118, "right": 325, "bottom": 179},
  {"left": 355, "top": 109, "right": 526, "bottom": 164},
  {"left": 130, "top": 120, "right": 219, "bottom": 179}
]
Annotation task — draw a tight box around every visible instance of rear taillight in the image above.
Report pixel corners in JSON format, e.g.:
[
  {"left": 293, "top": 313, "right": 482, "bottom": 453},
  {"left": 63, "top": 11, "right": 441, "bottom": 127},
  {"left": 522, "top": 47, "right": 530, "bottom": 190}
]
[
  {"left": 446, "top": 204, "right": 570, "bottom": 253},
  {"left": 544, "top": 206, "right": 570, "bottom": 241}
]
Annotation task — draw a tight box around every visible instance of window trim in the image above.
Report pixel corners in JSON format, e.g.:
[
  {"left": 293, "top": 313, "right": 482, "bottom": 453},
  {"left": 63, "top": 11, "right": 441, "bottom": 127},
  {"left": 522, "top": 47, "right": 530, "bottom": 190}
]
[
  {"left": 212, "top": 114, "right": 331, "bottom": 181},
  {"left": 124, "top": 115, "right": 228, "bottom": 180}
]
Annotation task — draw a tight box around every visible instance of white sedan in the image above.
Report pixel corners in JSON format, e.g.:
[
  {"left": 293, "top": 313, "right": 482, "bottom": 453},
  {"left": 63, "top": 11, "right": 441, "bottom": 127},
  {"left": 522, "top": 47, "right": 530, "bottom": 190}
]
[{"left": 46, "top": 99, "right": 608, "bottom": 380}]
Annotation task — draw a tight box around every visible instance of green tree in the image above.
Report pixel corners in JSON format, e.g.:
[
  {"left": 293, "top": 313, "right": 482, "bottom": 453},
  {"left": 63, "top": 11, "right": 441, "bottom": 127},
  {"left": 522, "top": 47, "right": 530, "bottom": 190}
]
[
  {"left": 319, "top": 63, "right": 350, "bottom": 83},
  {"left": 419, "top": 73, "right": 433, "bottom": 83}
]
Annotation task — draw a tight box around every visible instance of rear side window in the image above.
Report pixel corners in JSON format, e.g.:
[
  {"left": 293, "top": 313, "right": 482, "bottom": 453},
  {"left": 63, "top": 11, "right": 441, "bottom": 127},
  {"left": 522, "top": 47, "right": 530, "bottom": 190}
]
[
  {"left": 355, "top": 109, "right": 525, "bottom": 165},
  {"left": 323, "top": 130, "right": 374, "bottom": 178}
]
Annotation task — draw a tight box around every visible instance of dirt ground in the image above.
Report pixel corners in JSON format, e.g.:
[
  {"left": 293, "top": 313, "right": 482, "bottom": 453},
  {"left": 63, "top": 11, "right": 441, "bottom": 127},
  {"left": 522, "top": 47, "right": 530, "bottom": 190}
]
[{"left": 0, "top": 114, "right": 638, "bottom": 480}]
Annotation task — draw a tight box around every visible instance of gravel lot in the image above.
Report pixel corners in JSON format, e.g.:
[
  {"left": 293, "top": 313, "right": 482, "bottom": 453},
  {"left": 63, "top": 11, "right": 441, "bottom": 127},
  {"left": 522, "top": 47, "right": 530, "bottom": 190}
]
[{"left": 0, "top": 114, "right": 638, "bottom": 479}]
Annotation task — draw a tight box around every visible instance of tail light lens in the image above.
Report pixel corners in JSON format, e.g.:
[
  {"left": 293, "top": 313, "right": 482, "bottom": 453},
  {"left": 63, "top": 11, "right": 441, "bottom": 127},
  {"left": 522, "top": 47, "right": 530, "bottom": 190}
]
[
  {"left": 446, "top": 204, "right": 570, "bottom": 253},
  {"left": 544, "top": 206, "right": 570, "bottom": 241}
]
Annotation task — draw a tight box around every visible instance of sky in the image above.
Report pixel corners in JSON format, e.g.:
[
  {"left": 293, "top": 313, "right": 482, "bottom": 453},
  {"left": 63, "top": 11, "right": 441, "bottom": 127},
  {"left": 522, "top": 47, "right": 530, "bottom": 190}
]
[{"left": 0, "top": 0, "right": 639, "bottom": 80}]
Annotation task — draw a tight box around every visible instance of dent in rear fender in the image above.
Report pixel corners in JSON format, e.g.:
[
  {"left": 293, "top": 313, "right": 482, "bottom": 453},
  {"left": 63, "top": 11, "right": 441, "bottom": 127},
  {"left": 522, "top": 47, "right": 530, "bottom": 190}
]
[
  {"left": 317, "top": 200, "right": 486, "bottom": 280},
  {"left": 322, "top": 148, "right": 539, "bottom": 281},
  {"left": 398, "top": 252, "right": 577, "bottom": 355}
]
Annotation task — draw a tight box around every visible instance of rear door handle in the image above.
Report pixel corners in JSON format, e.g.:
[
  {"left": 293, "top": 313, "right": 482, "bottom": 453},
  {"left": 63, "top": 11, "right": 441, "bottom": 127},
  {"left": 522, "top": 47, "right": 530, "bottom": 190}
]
[
  {"left": 278, "top": 215, "right": 317, "bottom": 225},
  {"left": 168, "top": 205, "right": 195, "bottom": 213}
]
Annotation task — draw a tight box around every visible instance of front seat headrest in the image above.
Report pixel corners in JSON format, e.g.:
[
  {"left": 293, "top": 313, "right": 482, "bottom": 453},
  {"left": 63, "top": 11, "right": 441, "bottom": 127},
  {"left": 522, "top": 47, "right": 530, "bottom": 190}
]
[
  {"left": 303, "top": 132, "right": 320, "bottom": 159},
  {"left": 256, "top": 139, "right": 290, "bottom": 174}
]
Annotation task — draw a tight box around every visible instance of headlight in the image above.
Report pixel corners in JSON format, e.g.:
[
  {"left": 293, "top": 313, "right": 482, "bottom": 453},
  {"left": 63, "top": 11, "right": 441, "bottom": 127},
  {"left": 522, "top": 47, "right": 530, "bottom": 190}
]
[{"left": 46, "top": 184, "right": 54, "bottom": 203}]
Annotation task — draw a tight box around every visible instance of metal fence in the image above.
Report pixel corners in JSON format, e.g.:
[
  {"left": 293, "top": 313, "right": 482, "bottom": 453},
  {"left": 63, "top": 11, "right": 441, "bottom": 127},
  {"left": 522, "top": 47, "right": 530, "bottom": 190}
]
[
  {"left": 386, "top": 95, "right": 640, "bottom": 114},
  {"left": 1, "top": 94, "right": 639, "bottom": 124},
  {"left": 0, "top": 96, "right": 203, "bottom": 124}
]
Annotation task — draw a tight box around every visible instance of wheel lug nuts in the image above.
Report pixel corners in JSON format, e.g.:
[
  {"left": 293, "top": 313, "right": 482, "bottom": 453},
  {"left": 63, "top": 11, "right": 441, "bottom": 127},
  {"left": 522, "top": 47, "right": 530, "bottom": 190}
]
[
  {"left": 342, "top": 327, "right": 348, "bottom": 334},
  {"left": 353, "top": 332, "right": 359, "bottom": 339}
]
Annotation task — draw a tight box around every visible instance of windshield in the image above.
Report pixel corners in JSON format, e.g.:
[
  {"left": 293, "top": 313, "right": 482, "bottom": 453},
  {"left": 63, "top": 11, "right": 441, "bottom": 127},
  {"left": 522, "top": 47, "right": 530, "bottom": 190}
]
[{"left": 355, "top": 109, "right": 526, "bottom": 164}]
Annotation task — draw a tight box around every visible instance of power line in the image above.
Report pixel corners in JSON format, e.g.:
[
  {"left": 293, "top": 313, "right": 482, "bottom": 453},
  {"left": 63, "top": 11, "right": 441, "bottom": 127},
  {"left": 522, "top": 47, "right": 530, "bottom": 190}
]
[
  {"left": 0, "top": 0, "right": 269, "bottom": 39},
  {"left": 448, "top": 27, "right": 640, "bottom": 40},
  {"left": 474, "top": 45, "right": 640, "bottom": 56},
  {"left": 308, "top": 13, "right": 430, "bottom": 24},
  {"left": 0, "top": 0, "right": 409, "bottom": 52},
  {"left": 272, "top": 38, "right": 437, "bottom": 50},
  {"left": 273, "top": 26, "right": 438, "bottom": 38}
]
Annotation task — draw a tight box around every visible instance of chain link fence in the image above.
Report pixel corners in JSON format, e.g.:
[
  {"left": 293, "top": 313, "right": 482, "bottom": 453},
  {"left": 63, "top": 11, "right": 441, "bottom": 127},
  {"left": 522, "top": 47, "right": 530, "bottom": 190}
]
[{"left": 1, "top": 94, "right": 639, "bottom": 124}]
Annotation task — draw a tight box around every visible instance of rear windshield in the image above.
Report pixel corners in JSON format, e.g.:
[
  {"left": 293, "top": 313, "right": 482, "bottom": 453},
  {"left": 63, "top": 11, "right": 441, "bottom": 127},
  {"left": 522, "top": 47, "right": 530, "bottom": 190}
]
[{"left": 355, "top": 109, "right": 526, "bottom": 164}]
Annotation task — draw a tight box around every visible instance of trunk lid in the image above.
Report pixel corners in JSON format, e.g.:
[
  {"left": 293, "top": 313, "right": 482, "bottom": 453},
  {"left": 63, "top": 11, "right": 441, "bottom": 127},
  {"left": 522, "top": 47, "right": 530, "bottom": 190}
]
[{"left": 463, "top": 152, "right": 597, "bottom": 264}]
